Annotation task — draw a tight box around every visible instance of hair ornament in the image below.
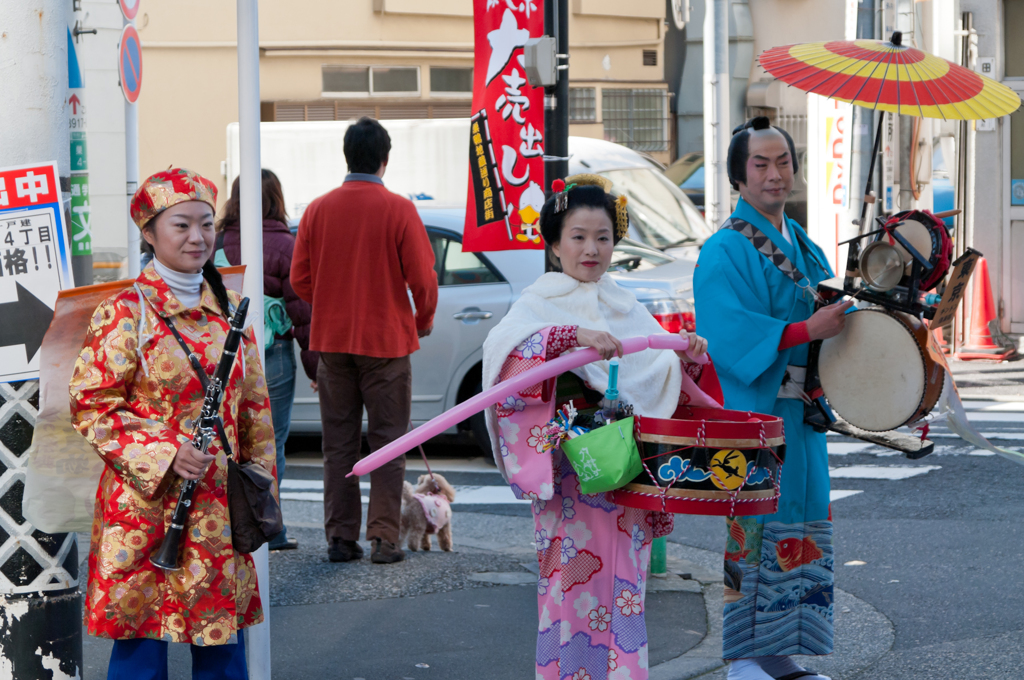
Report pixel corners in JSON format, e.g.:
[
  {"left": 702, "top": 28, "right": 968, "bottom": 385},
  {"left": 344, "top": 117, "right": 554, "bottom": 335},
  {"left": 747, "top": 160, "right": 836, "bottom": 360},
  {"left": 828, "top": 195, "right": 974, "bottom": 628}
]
[
  {"left": 554, "top": 180, "right": 577, "bottom": 213},
  {"left": 615, "top": 195, "right": 629, "bottom": 239}
]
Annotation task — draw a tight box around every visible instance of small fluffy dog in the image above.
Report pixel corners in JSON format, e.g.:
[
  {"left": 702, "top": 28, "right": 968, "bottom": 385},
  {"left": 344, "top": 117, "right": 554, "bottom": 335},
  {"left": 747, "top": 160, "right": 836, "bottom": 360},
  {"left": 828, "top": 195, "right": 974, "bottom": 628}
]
[{"left": 400, "top": 473, "right": 456, "bottom": 552}]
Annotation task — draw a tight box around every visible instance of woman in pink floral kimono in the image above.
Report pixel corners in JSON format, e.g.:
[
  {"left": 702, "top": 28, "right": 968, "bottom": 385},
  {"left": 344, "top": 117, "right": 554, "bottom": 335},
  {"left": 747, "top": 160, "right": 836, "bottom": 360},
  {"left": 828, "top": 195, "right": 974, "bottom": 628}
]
[{"left": 482, "top": 176, "right": 714, "bottom": 680}]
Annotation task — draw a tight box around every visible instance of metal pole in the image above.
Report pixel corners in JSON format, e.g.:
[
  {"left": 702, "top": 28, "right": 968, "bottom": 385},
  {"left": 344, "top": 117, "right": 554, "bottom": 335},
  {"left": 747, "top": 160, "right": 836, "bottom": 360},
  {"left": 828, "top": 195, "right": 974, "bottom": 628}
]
[
  {"left": 0, "top": 1, "right": 83, "bottom": 676},
  {"left": 543, "top": 0, "right": 570, "bottom": 194},
  {"left": 704, "top": 0, "right": 731, "bottom": 229},
  {"left": 650, "top": 536, "right": 667, "bottom": 577},
  {"left": 125, "top": 87, "right": 140, "bottom": 277},
  {"left": 237, "top": 1, "right": 270, "bottom": 677}
]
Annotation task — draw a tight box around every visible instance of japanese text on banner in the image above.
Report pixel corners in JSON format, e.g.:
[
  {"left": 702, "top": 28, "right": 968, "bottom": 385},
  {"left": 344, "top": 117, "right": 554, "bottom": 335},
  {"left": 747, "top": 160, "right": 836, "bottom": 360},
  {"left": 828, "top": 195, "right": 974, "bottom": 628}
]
[{"left": 463, "top": 0, "right": 546, "bottom": 252}]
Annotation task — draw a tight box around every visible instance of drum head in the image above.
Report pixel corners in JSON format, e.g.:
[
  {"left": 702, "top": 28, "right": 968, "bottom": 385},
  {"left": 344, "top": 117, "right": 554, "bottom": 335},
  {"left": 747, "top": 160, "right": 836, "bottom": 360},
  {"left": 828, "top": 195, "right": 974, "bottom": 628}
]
[
  {"left": 818, "top": 309, "right": 926, "bottom": 432},
  {"left": 891, "top": 218, "right": 937, "bottom": 274}
]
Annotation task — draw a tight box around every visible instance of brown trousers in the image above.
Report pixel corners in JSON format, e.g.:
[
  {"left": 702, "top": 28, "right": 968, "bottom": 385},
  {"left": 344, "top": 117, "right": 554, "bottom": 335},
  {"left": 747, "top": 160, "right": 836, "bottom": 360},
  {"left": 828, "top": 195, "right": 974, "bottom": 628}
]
[{"left": 318, "top": 352, "right": 411, "bottom": 545}]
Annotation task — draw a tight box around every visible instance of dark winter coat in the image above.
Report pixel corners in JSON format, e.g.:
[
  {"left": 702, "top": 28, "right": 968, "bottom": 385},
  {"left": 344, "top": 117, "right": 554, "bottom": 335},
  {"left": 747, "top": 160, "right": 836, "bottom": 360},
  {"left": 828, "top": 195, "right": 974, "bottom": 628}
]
[{"left": 221, "top": 218, "right": 319, "bottom": 380}]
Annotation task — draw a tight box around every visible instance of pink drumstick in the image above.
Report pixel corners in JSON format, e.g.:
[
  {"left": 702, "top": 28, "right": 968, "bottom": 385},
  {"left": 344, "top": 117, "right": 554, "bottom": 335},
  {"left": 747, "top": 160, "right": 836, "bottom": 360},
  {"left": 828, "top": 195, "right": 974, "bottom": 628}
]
[{"left": 349, "top": 334, "right": 700, "bottom": 477}]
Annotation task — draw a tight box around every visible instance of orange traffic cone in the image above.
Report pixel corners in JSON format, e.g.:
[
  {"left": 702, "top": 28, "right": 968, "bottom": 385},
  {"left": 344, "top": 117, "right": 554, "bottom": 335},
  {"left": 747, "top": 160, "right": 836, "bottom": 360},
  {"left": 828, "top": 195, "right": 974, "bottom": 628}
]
[
  {"left": 931, "top": 325, "right": 950, "bottom": 355},
  {"left": 954, "top": 257, "right": 1017, "bottom": 361}
]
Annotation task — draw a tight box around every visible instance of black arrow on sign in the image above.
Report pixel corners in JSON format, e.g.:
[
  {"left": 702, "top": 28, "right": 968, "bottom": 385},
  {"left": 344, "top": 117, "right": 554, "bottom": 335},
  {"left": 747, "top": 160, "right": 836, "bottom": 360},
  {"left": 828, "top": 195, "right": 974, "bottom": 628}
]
[{"left": 0, "top": 283, "right": 54, "bottom": 363}]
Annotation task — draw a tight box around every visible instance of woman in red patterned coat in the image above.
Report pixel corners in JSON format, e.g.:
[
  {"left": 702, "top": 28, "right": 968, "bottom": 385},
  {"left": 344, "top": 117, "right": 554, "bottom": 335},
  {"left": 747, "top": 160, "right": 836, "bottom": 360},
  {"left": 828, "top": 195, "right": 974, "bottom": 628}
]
[{"left": 69, "top": 168, "right": 276, "bottom": 680}]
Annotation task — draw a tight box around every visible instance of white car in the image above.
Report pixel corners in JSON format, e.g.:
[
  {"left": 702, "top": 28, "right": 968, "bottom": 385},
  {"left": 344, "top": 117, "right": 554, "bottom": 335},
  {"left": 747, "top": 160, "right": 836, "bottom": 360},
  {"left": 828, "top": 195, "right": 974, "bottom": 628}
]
[{"left": 289, "top": 205, "right": 698, "bottom": 453}]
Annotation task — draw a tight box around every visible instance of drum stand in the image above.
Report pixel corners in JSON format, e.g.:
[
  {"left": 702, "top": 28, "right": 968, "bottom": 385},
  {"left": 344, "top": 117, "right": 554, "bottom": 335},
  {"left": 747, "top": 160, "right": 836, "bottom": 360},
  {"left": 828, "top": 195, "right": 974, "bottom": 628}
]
[{"left": 824, "top": 219, "right": 936, "bottom": 319}]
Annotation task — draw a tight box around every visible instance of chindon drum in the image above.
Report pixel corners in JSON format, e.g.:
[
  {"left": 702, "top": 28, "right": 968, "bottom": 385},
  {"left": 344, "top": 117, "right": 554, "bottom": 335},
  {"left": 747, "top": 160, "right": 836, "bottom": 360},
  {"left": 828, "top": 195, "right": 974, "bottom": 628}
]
[
  {"left": 818, "top": 308, "right": 946, "bottom": 432},
  {"left": 873, "top": 209, "right": 953, "bottom": 290},
  {"left": 609, "top": 407, "right": 785, "bottom": 517}
]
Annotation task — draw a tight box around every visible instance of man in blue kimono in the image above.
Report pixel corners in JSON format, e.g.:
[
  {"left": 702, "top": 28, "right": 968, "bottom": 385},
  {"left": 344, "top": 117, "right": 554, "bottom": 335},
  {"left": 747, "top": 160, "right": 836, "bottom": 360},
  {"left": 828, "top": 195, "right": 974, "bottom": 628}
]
[{"left": 694, "top": 117, "right": 853, "bottom": 680}]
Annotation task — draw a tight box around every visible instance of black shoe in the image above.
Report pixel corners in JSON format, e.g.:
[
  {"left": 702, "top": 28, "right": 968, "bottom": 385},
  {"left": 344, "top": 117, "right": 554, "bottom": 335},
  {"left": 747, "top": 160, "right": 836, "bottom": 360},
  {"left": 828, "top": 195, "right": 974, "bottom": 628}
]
[
  {"left": 328, "top": 539, "right": 364, "bottom": 563},
  {"left": 268, "top": 537, "right": 299, "bottom": 551},
  {"left": 370, "top": 538, "right": 405, "bottom": 564}
]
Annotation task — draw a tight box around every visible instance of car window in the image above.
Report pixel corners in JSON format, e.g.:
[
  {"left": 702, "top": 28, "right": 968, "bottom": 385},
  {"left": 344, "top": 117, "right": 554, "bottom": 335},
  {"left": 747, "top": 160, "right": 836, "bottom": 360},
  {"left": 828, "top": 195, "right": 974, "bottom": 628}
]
[
  {"left": 427, "top": 231, "right": 502, "bottom": 286},
  {"left": 428, "top": 233, "right": 447, "bottom": 286},
  {"left": 601, "top": 168, "right": 713, "bottom": 248},
  {"left": 443, "top": 240, "right": 501, "bottom": 286}
]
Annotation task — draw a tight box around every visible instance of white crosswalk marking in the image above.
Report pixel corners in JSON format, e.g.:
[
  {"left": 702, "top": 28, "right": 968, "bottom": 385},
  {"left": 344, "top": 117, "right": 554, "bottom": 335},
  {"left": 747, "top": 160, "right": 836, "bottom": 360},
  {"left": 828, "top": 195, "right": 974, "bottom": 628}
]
[
  {"left": 829, "top": 465, "right": 941, "bottom": 480},
  {"left": 279, "top": 401, "right": 1023, "bottom": 507},
  {"left": 279, "top": 482, "right": 529, "bottom": 505}
]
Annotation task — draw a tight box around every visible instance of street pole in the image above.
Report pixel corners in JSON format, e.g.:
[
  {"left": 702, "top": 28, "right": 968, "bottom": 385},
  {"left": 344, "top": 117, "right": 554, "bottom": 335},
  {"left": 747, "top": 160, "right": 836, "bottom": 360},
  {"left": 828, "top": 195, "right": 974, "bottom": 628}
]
[
  {"left": 703, "top": 0, "right": 731, "bottom": 230},
  {"left": 126, "top": 96, "right": 140, "bottom": 277},
  {"left": 0, "top": 2, "right": 84, "bottom": 677},
  {"left": 543, "top": 0, "right": 569, "bottom": 193},
  {"left": 237, "top": 1, "right": 270, "bottom": 677},
  {"left": 124, "top": 13, "right": 141, "bottom": 278}
]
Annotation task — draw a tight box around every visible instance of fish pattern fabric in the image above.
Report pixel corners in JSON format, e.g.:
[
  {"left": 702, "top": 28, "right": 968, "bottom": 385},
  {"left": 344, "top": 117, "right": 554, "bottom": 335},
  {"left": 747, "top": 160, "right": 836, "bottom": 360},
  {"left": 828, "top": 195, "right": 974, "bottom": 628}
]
[
  {"left": 694, "top": 198, "right": 836, "bottom": 658},
  {"left": 492, "top": 325, "right": 683, "bottom": 680},
  {"left": 69, "top": 264, "right": 276, "bottom": 645}
]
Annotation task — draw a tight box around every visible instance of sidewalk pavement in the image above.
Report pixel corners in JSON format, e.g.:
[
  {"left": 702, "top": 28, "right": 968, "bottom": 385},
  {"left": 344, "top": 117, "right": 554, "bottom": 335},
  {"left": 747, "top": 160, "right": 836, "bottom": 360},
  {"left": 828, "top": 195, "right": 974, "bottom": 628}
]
[
  {"left": 948, "top": 356, "right": 1024, "bottom": 399},
  {"left": 81, "top": 499, "right": 894, "bottom": 679}
]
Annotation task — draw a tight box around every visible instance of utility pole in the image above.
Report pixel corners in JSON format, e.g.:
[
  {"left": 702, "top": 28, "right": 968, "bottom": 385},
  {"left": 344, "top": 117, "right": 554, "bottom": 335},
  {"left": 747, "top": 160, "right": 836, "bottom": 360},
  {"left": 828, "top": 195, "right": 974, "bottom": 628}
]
[
  {"left": 703, "top": 0, "right": 731, "bottom": 230},
  {"left": 123, "top": 3, "right": 141, "bottom": 277},
  {"left": 543, "top": 0, "right": 569, "bottom": 193},
  {"left": 0, "top": 2, "right": 84, "bottom": 677},
  {"left": 236, "top": 1, "right": 271, "bottom": 677}
]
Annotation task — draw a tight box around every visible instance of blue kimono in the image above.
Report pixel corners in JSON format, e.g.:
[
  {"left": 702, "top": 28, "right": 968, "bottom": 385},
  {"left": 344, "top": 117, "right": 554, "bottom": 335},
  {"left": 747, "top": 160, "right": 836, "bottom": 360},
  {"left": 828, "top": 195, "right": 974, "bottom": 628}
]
[{"left": 693, "top": 198, "right": 835, "bottom": 659}]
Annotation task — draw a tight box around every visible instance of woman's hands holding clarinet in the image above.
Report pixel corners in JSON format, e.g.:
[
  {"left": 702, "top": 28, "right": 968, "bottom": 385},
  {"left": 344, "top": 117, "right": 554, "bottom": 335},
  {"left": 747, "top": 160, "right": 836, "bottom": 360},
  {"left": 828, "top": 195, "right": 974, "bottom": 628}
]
[{"left": 172, "top": 441, "right": 215, "bottom": 481}]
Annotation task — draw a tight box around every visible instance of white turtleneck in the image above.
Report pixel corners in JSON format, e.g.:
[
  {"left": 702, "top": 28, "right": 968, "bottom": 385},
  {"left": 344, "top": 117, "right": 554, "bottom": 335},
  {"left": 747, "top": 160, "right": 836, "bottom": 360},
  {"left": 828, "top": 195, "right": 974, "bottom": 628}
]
[{"left": 153, "top": 258, "right": 203, "bottom": 308}]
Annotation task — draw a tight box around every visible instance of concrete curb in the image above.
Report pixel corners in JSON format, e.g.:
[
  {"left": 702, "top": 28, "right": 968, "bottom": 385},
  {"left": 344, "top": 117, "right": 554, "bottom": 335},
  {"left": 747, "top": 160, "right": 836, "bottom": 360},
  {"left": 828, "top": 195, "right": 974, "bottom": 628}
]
[{"left": 650, "top": 542, "right": 895, "bottom": 680}]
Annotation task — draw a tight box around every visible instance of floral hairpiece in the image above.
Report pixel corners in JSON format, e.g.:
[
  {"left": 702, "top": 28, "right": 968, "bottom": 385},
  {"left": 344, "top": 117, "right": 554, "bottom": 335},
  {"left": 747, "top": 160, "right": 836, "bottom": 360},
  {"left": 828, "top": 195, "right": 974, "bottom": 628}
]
[{"left": 550, "top": 175, "right": 629, "bottom": 238}]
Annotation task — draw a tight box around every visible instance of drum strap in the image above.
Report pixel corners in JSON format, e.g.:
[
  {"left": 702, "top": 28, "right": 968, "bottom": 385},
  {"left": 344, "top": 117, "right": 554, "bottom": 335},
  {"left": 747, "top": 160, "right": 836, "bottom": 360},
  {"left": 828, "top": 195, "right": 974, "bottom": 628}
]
[{"left": 722, "top": 217, "right": 808, "bottom": 285}]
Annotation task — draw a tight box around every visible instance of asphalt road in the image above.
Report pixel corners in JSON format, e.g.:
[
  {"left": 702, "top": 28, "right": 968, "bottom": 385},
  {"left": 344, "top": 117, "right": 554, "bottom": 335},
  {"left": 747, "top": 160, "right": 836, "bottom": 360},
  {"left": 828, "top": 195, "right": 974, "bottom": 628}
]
[
  {"left": 80, "top": 395, "right": 1024, "bottom": 679},
  {"left": 672, "top": 398, "right": 1024, "bottom": 680}
]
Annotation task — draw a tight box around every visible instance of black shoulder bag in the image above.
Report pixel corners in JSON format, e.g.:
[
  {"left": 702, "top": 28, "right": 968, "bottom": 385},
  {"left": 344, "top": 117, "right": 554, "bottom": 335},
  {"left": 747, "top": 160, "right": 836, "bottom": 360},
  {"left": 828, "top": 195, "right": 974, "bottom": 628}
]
[{"left": 162, "top": 313, "right": 284, "bottom": 553}]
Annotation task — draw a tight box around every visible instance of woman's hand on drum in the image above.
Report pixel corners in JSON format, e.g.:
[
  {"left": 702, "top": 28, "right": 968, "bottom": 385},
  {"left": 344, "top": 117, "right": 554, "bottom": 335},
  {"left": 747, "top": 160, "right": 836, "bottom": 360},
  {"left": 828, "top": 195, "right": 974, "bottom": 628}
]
[
  {"left": 806, "top": 299, "right": 856, "bottom": 341},
  {"left": 172, "top": 441, "right": 216, "bottom": 481},
  {"left": 676, "top": 332, "right": 708, "bottom": 363},
  {"left": 576, "top": 327, "right": 624, "bottom": 360}
]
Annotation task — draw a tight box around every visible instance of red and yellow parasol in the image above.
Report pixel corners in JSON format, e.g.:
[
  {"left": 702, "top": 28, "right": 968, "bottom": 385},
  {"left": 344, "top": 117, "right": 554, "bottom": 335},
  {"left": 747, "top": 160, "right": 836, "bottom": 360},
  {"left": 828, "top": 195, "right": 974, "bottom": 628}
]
[{"left": 759, "top": 32, "right": 1020, "bottom": 120}]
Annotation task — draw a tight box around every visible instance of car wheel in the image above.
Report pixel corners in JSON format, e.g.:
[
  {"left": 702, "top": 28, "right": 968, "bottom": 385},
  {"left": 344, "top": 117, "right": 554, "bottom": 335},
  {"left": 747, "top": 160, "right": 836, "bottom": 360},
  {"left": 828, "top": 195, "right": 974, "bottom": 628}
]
[{"left": 469, "top": 382, "right": 497, "bottom": 465}]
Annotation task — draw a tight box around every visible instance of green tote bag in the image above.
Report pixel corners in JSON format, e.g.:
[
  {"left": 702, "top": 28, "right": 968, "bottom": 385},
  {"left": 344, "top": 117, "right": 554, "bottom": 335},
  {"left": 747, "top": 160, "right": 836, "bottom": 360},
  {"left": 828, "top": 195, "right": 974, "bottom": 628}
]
[{"left": 560, "top": 416, "right": 643, "bottom": 495}]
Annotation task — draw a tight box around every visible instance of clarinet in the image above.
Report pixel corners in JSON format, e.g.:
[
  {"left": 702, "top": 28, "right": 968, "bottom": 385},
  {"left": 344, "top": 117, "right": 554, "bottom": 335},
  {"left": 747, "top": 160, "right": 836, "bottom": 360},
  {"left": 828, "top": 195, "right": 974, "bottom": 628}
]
[{"left": 150, "top": 297, "right": 250, "bottom": 571}]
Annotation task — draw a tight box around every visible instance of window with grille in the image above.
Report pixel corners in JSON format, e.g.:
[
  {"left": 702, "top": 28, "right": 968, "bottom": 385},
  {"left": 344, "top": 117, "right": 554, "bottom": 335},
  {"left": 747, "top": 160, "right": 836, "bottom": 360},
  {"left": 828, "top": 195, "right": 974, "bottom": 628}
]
[
  {"left": 602, "top": 89, "right": 668, "bottom": 152},
  {"left": 322, "top": 66, "right": 420, "bottom": 96},
  {"left": 643, "top": 50, "right": 657, "bottom": 66},
  {"left": 430, "top": 67, "right": 474, "bottom": 94},
  {"left": 270, "top": 101, "right": 471, "bottom": 122},
  {"left": 569, "top": 87, "right": 596, "bottom": 122}
]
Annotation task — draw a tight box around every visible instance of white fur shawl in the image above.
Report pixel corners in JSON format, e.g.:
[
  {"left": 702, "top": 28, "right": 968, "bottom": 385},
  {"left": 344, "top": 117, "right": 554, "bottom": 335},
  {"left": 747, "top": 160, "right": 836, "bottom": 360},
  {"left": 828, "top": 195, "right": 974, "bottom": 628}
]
[{"left": 482, "top": 273, "right": 685, "bottom": 478}]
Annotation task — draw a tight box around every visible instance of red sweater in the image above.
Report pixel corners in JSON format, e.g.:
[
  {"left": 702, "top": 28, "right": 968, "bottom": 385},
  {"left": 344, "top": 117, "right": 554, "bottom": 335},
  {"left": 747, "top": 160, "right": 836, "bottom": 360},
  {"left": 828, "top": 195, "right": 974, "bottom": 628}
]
[{"left": 291, "top": 178, "right": 438, "bottom": 358}]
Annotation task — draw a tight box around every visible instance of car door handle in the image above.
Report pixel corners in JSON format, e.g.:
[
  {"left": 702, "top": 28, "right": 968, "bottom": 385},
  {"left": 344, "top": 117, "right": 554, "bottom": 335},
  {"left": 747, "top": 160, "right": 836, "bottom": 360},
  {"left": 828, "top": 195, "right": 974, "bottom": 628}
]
[{"left": 453, "top": 310, "right": 493, "bottom": 320}]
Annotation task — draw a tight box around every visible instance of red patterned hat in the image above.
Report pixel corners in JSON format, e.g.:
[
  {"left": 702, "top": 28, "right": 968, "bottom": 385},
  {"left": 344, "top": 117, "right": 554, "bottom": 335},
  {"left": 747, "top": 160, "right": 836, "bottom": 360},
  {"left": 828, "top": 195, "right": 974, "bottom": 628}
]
[{"left": 130, "top": 168, "right": 218, "bottom": 229}]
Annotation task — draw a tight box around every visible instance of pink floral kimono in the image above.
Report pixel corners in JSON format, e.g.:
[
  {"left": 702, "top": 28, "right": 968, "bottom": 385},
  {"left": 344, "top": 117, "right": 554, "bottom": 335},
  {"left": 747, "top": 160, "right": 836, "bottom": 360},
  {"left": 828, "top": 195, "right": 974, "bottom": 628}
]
[{"left": 490, "top": 323, "right": 704, "bottom": 680}]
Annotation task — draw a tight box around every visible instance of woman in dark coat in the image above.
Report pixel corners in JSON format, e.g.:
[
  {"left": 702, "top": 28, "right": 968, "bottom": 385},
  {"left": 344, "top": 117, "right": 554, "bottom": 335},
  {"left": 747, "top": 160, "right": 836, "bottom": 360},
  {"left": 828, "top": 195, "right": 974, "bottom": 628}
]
[{"left": 217, "top": 169, "right": 317, "bottom": 550}]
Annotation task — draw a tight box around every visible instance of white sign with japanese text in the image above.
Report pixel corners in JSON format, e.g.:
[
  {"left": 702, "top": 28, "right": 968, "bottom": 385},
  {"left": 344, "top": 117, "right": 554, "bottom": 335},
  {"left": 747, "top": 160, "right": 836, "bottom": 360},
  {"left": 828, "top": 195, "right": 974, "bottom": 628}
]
[{"left": 0, "top": 162, "right": 74, "bottom": 383}]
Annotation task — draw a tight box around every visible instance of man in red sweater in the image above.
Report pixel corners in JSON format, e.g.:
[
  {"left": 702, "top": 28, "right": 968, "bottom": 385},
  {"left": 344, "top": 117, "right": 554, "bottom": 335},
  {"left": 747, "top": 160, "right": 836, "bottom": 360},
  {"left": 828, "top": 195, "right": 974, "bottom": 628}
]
[{"left": 291, "top": 117, "right": 438, "bottom": 565}]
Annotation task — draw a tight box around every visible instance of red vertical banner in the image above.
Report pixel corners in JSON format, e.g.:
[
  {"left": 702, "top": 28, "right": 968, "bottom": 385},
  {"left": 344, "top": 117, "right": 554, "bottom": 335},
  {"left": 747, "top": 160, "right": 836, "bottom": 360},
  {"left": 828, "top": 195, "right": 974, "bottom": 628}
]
[{"left": 463, "top": 0, "right": 546, "bottom": 252}]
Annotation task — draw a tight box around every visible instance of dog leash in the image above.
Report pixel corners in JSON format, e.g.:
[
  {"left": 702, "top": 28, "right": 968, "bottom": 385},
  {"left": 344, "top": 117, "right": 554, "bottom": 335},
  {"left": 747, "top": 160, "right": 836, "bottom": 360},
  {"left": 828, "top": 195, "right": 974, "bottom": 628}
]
[{"left": 408, "top": 421, "right": 439, "bottom": 493}]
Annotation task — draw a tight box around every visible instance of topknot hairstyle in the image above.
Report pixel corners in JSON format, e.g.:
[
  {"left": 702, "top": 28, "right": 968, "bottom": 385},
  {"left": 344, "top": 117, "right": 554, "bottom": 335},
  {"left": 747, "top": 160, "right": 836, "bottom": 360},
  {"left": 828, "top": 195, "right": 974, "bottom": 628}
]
[
  {"left": 539, "top": 184, "right": 621, "bottom": 247},
  {"left": 726, "top": 116, "right": 799, "bottom": 190}
]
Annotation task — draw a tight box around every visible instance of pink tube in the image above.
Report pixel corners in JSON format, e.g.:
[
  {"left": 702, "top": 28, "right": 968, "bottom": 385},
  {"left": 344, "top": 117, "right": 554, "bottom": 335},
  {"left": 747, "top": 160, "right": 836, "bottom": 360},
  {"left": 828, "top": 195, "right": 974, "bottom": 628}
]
[{"left": 349, "top": 333, "right": 698, "bottom": 477}]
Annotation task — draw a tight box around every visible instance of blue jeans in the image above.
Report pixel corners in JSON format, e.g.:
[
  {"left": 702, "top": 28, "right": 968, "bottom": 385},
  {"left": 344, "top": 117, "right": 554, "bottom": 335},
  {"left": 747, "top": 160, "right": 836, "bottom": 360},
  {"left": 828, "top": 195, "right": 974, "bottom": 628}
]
[
  {"left": 107, "top": 630, "right": 247, "bottom": 680},
  {"left": 265, "top": 337, "right": 296, "bottom": 542}
]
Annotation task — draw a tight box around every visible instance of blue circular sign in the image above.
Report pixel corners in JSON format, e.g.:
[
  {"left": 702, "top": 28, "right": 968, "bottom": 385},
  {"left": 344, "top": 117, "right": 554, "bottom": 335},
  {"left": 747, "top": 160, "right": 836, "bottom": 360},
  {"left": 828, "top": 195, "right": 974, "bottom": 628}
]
[{"left": 119, "top": 25, "right": 142, "bottom": 103}]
